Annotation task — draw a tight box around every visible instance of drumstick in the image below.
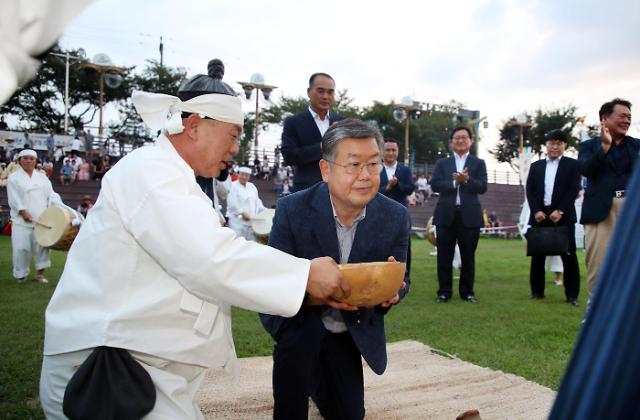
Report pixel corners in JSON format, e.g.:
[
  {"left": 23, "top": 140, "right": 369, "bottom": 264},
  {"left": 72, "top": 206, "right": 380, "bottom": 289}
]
[{"left": 35, "top": 220, "right": 53, "bottom": 229}]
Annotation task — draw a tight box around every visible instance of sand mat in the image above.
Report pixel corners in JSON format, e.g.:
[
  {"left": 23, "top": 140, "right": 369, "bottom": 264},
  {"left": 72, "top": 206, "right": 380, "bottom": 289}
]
[{"left": 197, "top": 340, "right": 555, "bottom": 419}]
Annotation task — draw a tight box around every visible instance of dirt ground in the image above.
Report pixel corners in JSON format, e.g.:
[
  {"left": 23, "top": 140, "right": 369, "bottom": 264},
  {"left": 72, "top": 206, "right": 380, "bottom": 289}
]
[{"left": 197, "top": 340, "right": 555, "bottom": 419}]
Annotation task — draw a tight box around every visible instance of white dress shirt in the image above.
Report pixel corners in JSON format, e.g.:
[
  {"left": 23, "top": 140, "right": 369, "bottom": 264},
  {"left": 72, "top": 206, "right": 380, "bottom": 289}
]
[
  {"left": 308, "top": 106, "right": 331, "bottom": 137},
  {"left": 44, "top": 134, "right": 309, "bottom": 370},
  {"left": 384, "top": 161, "right": 397, "bottom": 181},
  {"left": 544, "top": 156, "right": 561, "bottom": 206},
  {"left": 453, "top": 152, "right": 469, "bottom": 205},
  {"left": 321, "top": 198, "right": 366, "bottom": 333}
]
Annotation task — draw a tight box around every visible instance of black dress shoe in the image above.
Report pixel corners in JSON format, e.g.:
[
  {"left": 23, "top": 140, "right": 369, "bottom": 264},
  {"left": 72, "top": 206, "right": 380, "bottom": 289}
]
[
  {"left": 464, "top": 296, "right": 477, "bottom": 303},
  {"left": 436, "top": 295, "right": 449, "bottom": 303},
  {"left": 567, "top": 299, "right": 579, "bottom": 306},
  {"left": 530, "top": 294, "right": 545, "bottom": 299}
]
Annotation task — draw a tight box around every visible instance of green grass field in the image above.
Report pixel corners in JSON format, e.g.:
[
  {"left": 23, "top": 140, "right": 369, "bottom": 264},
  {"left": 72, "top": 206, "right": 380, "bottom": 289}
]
[{"left": 0, "top": 235, "right": 585, "bottom": 418}]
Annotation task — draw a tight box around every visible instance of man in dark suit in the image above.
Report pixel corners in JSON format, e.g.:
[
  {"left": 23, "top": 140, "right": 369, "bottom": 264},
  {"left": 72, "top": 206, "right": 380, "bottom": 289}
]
[
  {"left": 526, "top": 129, "right": 581, "bottom": 305},
  {"left": 432, "top": 126, "right": 487, "bottom": 303},
  {"left": 379, "top": 137, "right": 415, "bottom": 274},
  {"left": 281, "top": 73, "right": 344, "bottom": 192},
  {"left": 261, "top": 119, "right": 410, "bottom": 420},
  {"left": 379, "top": 138, "right": 415, "bottom": 206},
  {"left": 579, "top": 98, "right": 640, "bottom": 297}
]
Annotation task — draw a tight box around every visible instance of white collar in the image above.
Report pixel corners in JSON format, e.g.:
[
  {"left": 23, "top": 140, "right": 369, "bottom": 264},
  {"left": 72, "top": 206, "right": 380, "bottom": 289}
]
[
  {"left": 454, "top": 152, "right": 469, "bottom": 160},
  {"left": 546, "top": 155, "right": 562, "bottom": 164},
  {"left": 308, "top": 106, "right": 330, "bottom": 121},
  {"left": 156, "top": 134, "right": 195, "bottom": 177}
]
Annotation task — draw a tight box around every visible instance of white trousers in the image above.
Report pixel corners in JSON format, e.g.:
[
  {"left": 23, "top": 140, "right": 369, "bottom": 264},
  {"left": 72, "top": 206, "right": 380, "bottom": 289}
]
[
  {"left": 11, "top": 223, "right": 50, "bottom": 279},
  {"left": 40, "top": 349, "right": 207, "bottom": 420}
]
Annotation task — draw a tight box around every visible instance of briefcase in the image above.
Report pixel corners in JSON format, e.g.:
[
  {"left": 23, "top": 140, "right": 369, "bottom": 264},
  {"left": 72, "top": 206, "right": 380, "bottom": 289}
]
[{"left": 525, "top": 225, "right": 569, "bottom": 257}]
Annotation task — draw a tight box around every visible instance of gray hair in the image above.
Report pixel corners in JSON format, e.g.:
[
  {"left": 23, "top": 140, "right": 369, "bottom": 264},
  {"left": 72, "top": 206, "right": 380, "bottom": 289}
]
[{"left": 322, "top": 119, "right": 383, "bottom": 161}]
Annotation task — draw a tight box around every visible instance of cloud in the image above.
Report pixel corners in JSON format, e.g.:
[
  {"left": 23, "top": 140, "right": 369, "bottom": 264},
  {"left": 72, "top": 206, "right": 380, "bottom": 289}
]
[{"left": 57, "top": 0, "right": 640, "bottom": 164}]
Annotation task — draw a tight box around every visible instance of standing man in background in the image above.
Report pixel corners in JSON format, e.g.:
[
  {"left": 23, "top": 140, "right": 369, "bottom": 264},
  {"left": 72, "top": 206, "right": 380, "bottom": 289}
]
[
  {"left": 526, "top": 129, "right": 581, "bottom": 305},
  {"left": 431, "top": 127, "right": 487, "bottom": 303},
  {"left": 379, "top": 137, "right": 415, "bottom": 273},
  {"left": 281, "top": 73, "right": 343, "bottom": 192},
  {"left": 379, "top": 138, "right": 415, "bottom": 206},
  {"left": 579, "top": 98, "right": 639, "bottom": 297}
]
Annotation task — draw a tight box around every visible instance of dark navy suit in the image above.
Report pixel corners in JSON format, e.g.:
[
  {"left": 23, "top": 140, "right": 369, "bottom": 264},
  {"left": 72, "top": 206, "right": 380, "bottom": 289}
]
[
  {"left": 379, "top": 162, "right": 415, "bottom": 275},
  {"left": 281, "top": 110, "right": 343, "bottom": 192},
  {"left": 379, "top": 163, "right": 415, "bottom": 206},
  {"left": 432, "top": 154, "right": 487, "bottom": 299},
  {"left": 260, "top": 182, "right": 410, "bottom": 419},
  {"left": 578, "top": 135, "right": 640, "bottom": 224},
  {"left": 526, "top": 157, "right": 581, "bottom": 300}
]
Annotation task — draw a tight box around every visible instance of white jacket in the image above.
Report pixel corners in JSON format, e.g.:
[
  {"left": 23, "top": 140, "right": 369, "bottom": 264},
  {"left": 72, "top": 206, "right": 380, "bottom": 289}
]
[
  {"left": 7, "top": 166, "right": 62, "bottom": 227},
  {"left": 43, "top": 135, "right": 309, "bottom": 370},
  {"left": 226, "top": 180, "right": 265, "bottom": 231}
]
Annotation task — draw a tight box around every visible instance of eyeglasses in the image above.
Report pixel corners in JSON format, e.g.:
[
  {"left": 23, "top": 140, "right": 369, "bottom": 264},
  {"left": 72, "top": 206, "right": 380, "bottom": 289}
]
[
  {"left": 452, "top": 135, "right": 471, "bottom": 141},
  {"left": 325, "top": 160, "right": 383, "bottom": 175}
]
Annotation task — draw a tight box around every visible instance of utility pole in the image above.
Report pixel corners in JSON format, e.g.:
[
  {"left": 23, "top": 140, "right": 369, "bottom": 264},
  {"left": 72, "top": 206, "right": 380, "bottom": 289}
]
[
  {"left": 159, "top": 36, "right": 164, "bottom": 67},
  {"left": 50, "top": 51, "right": 84, "bottom": 134}
]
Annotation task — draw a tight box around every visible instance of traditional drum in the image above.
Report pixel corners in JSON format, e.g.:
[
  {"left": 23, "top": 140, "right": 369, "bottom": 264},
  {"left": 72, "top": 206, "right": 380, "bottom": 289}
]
[
  {"left": 337, "top": 261, "right": 406, "bottom": 308},
  {"left": 35, "top": 206, "right": 84, "bottom": 251},
  {"left": 426, "top": 216, "right": 437, "bottom": 246},
  {"left": 251, "top": 208, "right": 275, "bottom": 245}
]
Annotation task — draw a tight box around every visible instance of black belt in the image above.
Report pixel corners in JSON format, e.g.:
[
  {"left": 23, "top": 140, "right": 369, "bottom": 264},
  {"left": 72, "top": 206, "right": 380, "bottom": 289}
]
[{"left": 614, "top": 190, "right": 625, "bottom": 198}]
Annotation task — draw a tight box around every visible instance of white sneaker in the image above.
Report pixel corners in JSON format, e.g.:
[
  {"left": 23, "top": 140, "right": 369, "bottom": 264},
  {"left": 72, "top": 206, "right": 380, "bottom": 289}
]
[{"left": 36, "top": 277, "right": 49, "bottom": 284}]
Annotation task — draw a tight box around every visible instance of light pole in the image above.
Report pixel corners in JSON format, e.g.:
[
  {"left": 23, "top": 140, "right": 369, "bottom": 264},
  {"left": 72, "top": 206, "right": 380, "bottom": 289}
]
[
  {"left": 238, "top": 74, "right": 277, "bottom": 162},
  {"left": 393, "top": 96, "right": 421, "bottom": 166},
  {"left": 82, "top": 53, "right": 126, "bottom": 137},
  {"left": 514, "top": 114, "right": 531, "bottom": 150},
  {"left": 49, "top": 49, "right": 85, "bottom": 134}
]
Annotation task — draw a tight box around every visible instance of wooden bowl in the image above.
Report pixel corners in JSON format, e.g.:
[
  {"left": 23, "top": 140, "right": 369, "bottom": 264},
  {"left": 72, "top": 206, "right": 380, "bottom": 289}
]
[{"left": 337, "top": 261, "right": 406, "bottom": 307}]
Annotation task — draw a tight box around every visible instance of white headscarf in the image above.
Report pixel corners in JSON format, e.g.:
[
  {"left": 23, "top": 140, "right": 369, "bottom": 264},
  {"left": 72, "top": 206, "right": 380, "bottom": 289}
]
[
  {"left": 131, "top": 90, "right": 244, "bottom": 136},
  {"left": 18, "top": 149, "right": 37, "bottom": 158}
]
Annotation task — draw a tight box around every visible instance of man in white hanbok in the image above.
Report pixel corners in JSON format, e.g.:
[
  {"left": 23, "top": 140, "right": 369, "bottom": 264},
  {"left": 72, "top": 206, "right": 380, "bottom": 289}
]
[
  {"left": 39, "top": 59, "right": 352, "bottom": 420},
  {"left": 7, "top": 149, "right": 63, "bottom": 283},
  {"left": 226, "top": 166, "right": 265, "bottom": 240}
]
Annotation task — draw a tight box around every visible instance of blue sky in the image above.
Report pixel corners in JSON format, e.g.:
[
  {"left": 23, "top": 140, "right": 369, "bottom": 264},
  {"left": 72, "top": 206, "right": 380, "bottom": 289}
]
[{"left": 57, "top": 0, "right": 640, "bottom": 166}]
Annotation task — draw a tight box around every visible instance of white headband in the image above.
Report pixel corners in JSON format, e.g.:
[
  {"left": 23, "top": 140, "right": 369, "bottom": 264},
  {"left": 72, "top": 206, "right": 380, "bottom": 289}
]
[
  {"left": 238, "top": 167, "right": 252, "bottom": 174},
  {"left": 18, "top": 149, "right": 37, "bottom": 158},
  {"left": 131, "top": 90, "right": 243, "bottom": 135}
]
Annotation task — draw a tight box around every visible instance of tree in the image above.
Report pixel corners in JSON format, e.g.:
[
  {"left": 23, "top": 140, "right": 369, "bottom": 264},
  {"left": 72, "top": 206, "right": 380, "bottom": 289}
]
[
  {"left": 107, "top": 60, "right": 186, "bottom": 145},
  {"left": 332, "top": 89, "right": 361, "bottom": 118},
  {"left": 260, "top": 89, "right": 360, "bottom": 125},
  {"left": 361, "top": 101, "right": 460, "bottom": 164},
  {"left": 0, "top": 45, "right": 131, "bottom": 133},
  {"left": 492, "top": 106, "right": 579, "bottom": 170}
]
